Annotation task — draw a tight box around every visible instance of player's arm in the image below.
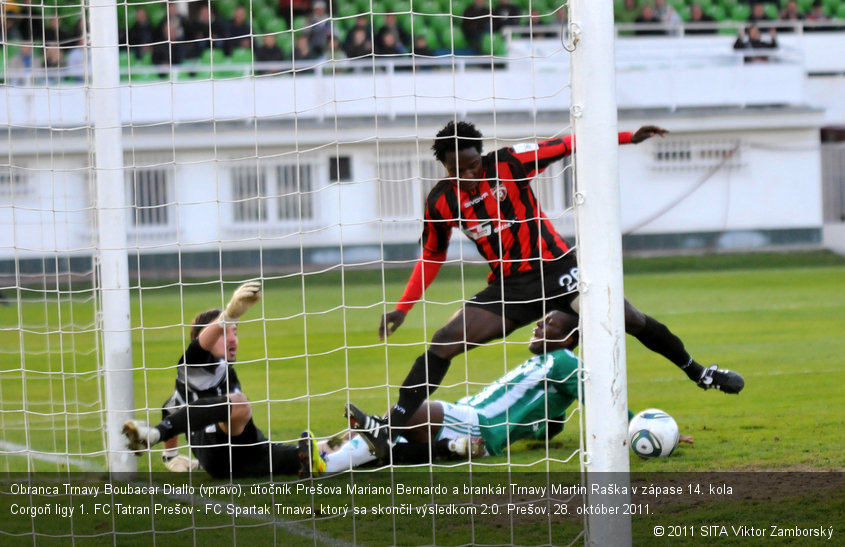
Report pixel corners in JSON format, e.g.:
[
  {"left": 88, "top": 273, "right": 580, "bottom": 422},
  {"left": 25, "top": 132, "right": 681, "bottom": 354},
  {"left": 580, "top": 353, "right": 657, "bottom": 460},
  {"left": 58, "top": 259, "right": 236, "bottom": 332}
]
[
  {"left": 379, "top": 248, "right": 447, "bottom": 340},
  {"left": 198, "top": 281, "right": 262, "bottom": 350}
]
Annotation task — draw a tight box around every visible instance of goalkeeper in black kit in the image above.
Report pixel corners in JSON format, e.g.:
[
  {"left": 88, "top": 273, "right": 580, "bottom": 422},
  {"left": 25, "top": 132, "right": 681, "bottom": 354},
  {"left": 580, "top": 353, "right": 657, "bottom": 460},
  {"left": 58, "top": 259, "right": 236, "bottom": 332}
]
[{"left": 123, "top": 281, "right": 326, "bottom": 478}]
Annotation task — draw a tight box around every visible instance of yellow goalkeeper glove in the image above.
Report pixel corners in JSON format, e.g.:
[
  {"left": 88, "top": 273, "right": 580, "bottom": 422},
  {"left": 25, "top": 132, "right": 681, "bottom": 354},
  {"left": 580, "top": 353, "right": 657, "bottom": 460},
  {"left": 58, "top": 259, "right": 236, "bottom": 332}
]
[{"left": 220, "top": 281, "right": 262, "bottom": 323}]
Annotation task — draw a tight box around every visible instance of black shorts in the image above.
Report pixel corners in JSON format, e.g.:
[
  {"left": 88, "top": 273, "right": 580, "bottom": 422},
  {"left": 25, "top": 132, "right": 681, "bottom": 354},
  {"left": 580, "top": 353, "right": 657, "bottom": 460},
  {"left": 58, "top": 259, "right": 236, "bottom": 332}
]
[
  {"left": 189, "top": 419, "right": 299, "bottom": 479},
  {"left": 465, "top": 254, "right": 579, "bottom": 327}
]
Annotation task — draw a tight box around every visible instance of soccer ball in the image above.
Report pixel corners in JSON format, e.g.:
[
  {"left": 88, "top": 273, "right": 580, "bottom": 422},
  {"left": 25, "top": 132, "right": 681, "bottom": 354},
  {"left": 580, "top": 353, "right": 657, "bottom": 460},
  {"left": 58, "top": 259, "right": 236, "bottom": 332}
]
[{"left": 628, "top": 408, "right": 680, "bottom": 459}]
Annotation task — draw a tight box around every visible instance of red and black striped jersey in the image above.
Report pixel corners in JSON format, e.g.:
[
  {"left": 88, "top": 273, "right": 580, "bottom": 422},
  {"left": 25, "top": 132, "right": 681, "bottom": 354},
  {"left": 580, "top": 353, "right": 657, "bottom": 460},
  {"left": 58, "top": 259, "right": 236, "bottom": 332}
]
[{"left": 421, "top": 135, "right": 577, "bottom": 282}]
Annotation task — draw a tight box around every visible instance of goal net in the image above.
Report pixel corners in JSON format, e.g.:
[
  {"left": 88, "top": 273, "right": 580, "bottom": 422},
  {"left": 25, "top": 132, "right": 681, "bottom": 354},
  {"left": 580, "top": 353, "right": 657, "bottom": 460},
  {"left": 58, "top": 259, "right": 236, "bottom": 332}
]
[{"left": 1, "top": 0, "right": 629, "bottom": 544}]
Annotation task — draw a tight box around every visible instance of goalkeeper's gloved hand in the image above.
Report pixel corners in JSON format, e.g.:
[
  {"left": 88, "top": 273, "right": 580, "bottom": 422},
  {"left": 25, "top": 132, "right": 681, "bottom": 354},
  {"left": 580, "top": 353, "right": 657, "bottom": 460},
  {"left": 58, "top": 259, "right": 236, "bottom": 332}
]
[
  {"left": 220, "top": 281, "right": 262, "bottom": 323},
  {"left": 162, "top": 454, "right": 199, "bottom": 472}
]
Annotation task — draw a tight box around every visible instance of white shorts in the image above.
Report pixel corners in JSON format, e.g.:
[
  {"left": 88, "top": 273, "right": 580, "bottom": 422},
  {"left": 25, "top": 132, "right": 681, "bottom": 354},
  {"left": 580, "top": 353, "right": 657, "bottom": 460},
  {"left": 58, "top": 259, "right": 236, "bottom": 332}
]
[{"left": 433, "top": 402, "right": 482, "bottom": 442}]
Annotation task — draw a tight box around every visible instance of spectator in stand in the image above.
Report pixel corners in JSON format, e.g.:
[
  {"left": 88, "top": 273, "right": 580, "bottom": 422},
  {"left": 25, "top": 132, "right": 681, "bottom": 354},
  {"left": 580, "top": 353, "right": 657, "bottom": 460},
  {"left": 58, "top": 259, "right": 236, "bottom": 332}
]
[
  {"left": 412, "top": 33, "right": 435, "bottom": 57},
  {"left": 375, "top": 29, "right": 403, "bottom": 56},
  {"left": 8, "top": 43, "right": 37, "bottom": 86},
  {"left": 492, "top": 0, "right": 522, "bottom": 32},
  {"left": 221, "top": 5, "right": 253, "bottom": 55},
  {"left": 733, "top": 24, "right": 777, "bottom": 63},
  {"left": 323, "top": 32, "right": 346, "bottom": 61},
  {"left": 255, "top": 33, "right": 287, "bottom": 74},
  {"left": 748, "top": 2, "right": 773, "bottom": 26},
  {"left": 344, "top": 15, "right": 372, "bottom": 52},
  {"left": 65, "top": 34, "right": 89, "bottom": 81},
  {"left": 805, "top": 0, "right": 832, "bottom": 32},
  {"left": 686, "top": 3, "right": 717, "bottom": 35},
  {"left": 375, "top": 13, "right": 411, "bottom": 54},
  {"left": 165, "top": 2, "right": 189, "bottom": 41},
  {"left": 777, "top": 0, "right": 804, "bottom": 33},
  {"left": 128, "top": 7, "right": 155, "bottom": 59},
  {"left": 184, "top": 4, "right": 222, "bottom": 59},
  {"left": 462, "top": 0, "right": 492, "bottom": 54},
  {"left": 307, "top": 1, "right": 332, "bottom": 57},
  {"left": 40, "top": 43, "right": 63, "bottom": 85},
  {"left": 153, "top": 20, "right": 188, "bottom": 66},
  {"left": 526, "top": 9, "right": 555, "bottom": 38},
  {"left": 292, "top": 32, "right": 318, "bottom": 63},
  {"left": 654, "top": 0, "right": 682, "bottom": 35},
  {"left": 344, "top": 26, "right": 372, "bottom": 59},
  {"left": 635, "top": 4, "right": 667, "bottom": 36}
]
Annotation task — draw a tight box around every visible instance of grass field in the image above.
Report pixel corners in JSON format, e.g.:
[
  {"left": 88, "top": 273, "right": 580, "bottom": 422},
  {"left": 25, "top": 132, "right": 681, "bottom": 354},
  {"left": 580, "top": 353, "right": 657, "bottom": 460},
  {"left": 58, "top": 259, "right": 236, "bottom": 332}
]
[{"left": 1, "top": 251, "right": 843, "bottom": 545}]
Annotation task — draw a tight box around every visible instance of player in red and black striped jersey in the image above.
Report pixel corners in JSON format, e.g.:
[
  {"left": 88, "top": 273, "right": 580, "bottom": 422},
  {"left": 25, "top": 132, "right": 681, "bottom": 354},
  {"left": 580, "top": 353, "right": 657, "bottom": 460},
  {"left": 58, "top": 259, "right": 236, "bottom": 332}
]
[{"left": 355, "top": 121, "right": 744, "bottom": 456}]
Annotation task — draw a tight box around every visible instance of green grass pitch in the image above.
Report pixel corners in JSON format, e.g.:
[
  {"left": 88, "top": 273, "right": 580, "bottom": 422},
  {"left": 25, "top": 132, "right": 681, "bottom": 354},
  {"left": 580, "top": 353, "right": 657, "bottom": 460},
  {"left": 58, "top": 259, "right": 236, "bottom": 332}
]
[
  {"left": 0, "top": 251, "right": 843, "bottom": 473},
  {"left": 1, "top": 251, "right": 843, "bottom": 545}
]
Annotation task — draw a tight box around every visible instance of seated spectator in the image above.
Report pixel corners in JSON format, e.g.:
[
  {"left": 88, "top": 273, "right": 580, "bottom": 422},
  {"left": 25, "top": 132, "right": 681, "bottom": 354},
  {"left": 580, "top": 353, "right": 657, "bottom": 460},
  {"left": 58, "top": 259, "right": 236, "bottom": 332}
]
[
  {"left": 527, "top": 9, "right": 555, "bottom": 38},
  {"left": 41, "top": 44, "right": 63, "bottom": 85},
  {"left": 152, "top": 20, "right": 188, "bottom": 66},
  {"left": 805, "top": 0, "right": 833, "bottom": 32},
  {"left": 634, "top": 4, "right": 667, "bottom": 36},
  {"left": 375, "top": 13, "right": 411, "bottom": 54},
  {"left": 654, "top": 0, "right": 682, "bottom": 35},
  {"left": 323, "top": 33, "right": 346, "bottom": 62},
  {"left": 492, "top": 0, "right": 522, "bottom": 32},
  {"left": 8, "top": 43, "right": 37, "bottom": 86},
  {"left": 64, "top": 34, "right": 89, "bottom": 81},
  {"left": 375, "top": 30, "right": 403, "bottom": 56},
  {"left": 733, "top": 24, "right": 777, "bottom": 63},
  {"left": 462, "top": 0, "right": 492, "bottom": 53},
  {"left": 344, "top": 15, "right": 372, "bottom": 52},
  {"left": 412, "top": 33, "right": 435, "bottom": 57},
  {"left": 221, "top": 5, "right": 253, "bottom": 55},
  {"left": 292, "top": 32, "right": 318, "bottom": 63},
  {"left": 184, "top": 4, "right": 223, "bottom": 59},
  {"left": 128, "top": 7, "right": 155, "bottom": 59},
  {"left": 344, "top": 26, "right": 372, "bottom": 59},
  {"left": 686, "top": 2, "right": 717, "bottom": 35},
  {"left": 748, "top": 2, "right": 773, "bottom": 27},
  {"left": 307, "top": 1, "right": 332, "bottom": 57},
  {"left": 255, "top": 33, "right": 287, "bottom": 74},
  {"left": 777, "top": 0, "right": 804, "bottom": 33}
]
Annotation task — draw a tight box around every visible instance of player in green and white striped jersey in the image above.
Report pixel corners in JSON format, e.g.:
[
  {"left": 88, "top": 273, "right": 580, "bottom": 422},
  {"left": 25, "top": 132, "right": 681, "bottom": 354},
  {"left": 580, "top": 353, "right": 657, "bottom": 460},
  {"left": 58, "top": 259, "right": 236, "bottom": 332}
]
[{"left": 327, "top": 310, "right": 584, "bottom": 471}]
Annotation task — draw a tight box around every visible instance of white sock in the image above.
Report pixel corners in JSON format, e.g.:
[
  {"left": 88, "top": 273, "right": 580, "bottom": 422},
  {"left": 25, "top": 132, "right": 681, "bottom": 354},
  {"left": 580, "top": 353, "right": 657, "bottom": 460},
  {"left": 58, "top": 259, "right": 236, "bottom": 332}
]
[{"left": 324, "top": 434, "right": 376, "bottom": 474}]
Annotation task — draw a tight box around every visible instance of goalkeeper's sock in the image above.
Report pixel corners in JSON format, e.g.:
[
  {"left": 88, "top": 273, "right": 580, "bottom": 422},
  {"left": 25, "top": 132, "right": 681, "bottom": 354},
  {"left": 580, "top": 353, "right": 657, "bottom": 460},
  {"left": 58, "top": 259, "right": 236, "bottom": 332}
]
[
  {"left": 155, "top": 395, "right": 230, "bottom": 442},
  {"left": 634, "top": 316, "right": 704, "bottom": 381},
  {"left": 389, "top": 351, "right": 451, "bottom": 432}
]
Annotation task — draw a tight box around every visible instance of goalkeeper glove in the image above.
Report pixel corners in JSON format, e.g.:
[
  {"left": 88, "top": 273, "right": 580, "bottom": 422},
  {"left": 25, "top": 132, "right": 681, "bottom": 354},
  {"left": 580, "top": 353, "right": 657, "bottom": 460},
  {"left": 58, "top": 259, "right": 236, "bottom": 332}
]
[
  {"left": 219, "top": 281, "right": 262, "bottom": 324},
  {"left": 162, "top": 454, "right": 199, "bottom": 472}
]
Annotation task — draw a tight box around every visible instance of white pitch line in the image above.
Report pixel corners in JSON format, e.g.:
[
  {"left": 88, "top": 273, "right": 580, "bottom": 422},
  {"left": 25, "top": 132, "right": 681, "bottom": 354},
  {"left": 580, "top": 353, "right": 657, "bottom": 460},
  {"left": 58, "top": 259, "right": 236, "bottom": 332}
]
[{"left": 0, "top": 440, "right": 103, "bottom": 471}]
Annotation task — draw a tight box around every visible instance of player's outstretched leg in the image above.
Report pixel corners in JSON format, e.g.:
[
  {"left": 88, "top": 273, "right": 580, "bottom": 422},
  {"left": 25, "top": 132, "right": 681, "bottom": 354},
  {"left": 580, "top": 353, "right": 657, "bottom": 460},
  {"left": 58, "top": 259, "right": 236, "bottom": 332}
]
[
  {"left": 122, "top": 420, "right": 162, "bottom": 452},
  {"left": 297, "top": 430, "right": 326, "bottom": 478},
  {"left": 345, "top": 403, "right": 392, "bottom": 461},
  {"left": 696, "top": 365, "right": 744, "bottom": 393}
]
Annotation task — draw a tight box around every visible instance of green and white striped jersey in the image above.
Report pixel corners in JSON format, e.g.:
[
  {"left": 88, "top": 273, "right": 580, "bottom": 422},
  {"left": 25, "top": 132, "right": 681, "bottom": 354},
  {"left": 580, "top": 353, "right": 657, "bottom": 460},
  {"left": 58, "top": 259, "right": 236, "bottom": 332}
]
[{"left": 457, "top": 348, "right": 580, "bottom": 455}]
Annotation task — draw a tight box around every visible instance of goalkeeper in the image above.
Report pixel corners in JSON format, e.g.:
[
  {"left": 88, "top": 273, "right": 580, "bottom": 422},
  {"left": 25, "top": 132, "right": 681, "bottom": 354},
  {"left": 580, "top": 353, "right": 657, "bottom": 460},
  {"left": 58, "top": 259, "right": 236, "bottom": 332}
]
[
  {"left": 336, "top": 310, "right": 692, "bottom": 470},
  {"left": 157, "top": 281, "right": 260, "bottom": 472},
  {"left": 124, "top": 280, "right": 326, "bottom": 478}
]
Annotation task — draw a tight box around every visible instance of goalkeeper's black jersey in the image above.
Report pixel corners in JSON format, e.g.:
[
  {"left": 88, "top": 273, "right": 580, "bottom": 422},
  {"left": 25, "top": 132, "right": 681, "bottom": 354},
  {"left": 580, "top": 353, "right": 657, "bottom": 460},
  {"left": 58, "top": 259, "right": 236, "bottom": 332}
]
[{"left": 176, "top": 339, "right": 241, "bottom": 401}]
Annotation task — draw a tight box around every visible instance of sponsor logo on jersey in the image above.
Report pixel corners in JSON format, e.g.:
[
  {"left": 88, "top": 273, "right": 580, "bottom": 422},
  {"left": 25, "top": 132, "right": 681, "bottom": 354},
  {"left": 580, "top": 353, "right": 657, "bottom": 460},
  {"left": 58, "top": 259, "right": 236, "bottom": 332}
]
[
  {"left": 463, "top": 192, "right": 488, "bottom": 208},
  {"left": 511, "top": 142, "right": 539, "bottom": 154}
]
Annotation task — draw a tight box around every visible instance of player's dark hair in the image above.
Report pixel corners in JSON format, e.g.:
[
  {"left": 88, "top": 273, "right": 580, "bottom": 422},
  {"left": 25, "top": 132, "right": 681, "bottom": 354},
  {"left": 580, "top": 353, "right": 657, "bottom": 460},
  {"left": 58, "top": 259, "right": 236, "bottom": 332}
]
[
  {"left": 191, "top": 309, "right": 221, "bottom": 341},
  {"left": 560, "top": 312, "right": 580, "bottom": 348},
  {"left": 432, "top": 121, "right": 483, "bottom": 163}
]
